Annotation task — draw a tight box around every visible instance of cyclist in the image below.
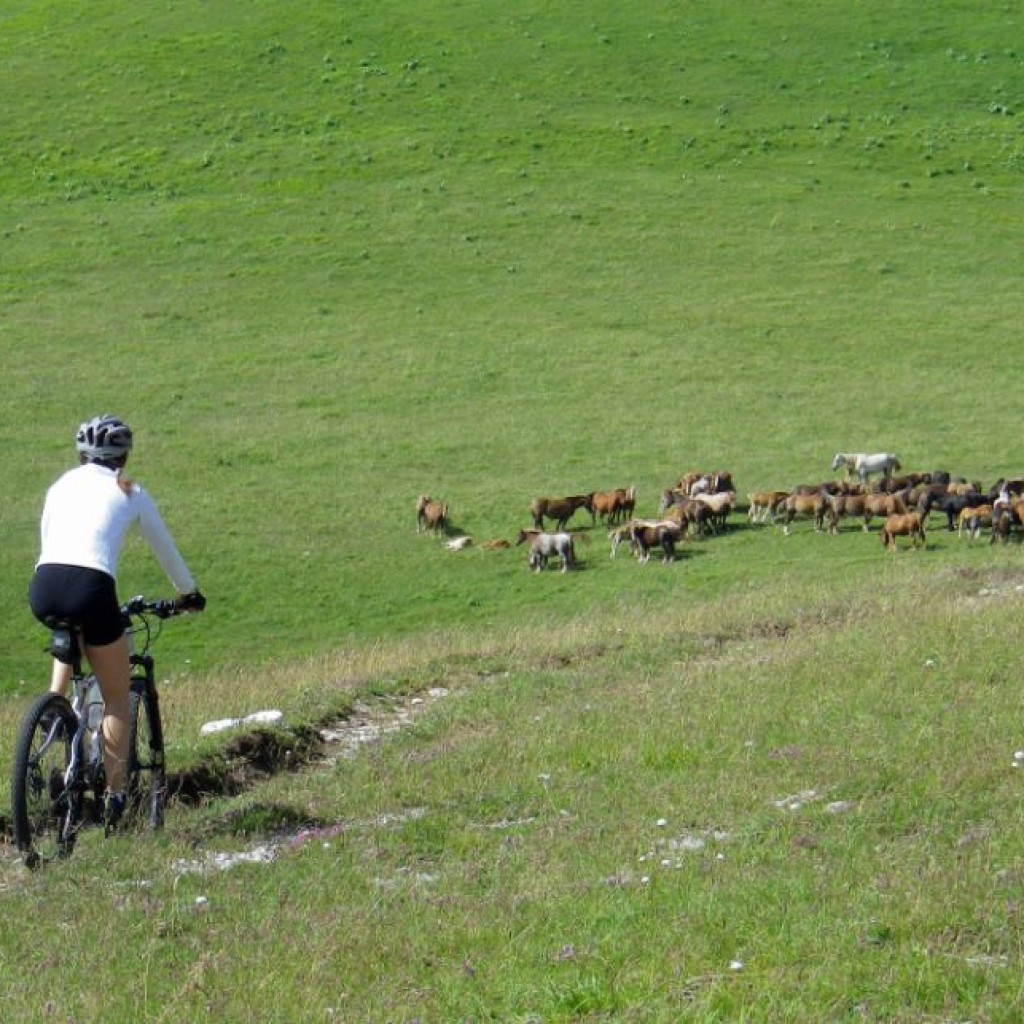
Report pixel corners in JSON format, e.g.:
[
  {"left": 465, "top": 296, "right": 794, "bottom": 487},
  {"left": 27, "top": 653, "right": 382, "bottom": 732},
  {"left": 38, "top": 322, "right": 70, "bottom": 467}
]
[{"left": 27, "top": 414, "right": 205, "bottom": 831}]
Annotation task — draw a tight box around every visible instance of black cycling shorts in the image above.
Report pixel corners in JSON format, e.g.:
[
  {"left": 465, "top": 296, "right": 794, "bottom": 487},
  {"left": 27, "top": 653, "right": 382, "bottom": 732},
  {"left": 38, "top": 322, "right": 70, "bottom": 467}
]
[{"left": 28, "top": 564, "right": 123, "bottom": 647}]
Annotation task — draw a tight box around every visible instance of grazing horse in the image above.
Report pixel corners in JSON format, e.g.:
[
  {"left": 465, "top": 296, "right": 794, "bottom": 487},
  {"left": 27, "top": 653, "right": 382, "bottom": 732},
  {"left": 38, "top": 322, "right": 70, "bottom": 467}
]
[
  {"left": 958, "top": 504, "right": 992, "bottom": 539},
  {"left": 693, "top": 490, "right": 734, "bottom": 532},
  {"left": 608, "top": 523, "right": 634, "bottom": 558},
  {"left": 831, "top": 452, "right": 901, "bottom": 485},
  {"left": 516, "top": 528, "right": 576, "bottom": 572},
  {"left": 416, "top": 494, "right": 449, "bottom": 534},
  {"left": 660, "top": 494, "right": 712, "bottom": 536},
  {"left": 873, "top": 473, "right": 927, "bottom": 495},
  {"left": 862, "top": 491, "right": 908, "bottom": 530},
  {"left": 945, "top": 480, "right": 982, "bottom": 497},
  {"left": 880, "top": 512, "right": 925, "bottom": 551},
  {"left": 831, "top": 453, "right": 861, "bottom": 479},
  {"left": 628, "top": 519, "right": 682, "bottom": 564},
  {"left": 677, "top": 472, "right": 704, "bottom": 496},
  {"left": 747, "top": 490, "right": 789, "bottom": 524},
  {"left": 659, "top": 488, "right": 687, "bottom": 515},
  {"left": 917, "top": 489, "right": 987, "bottom": 532},
  {"left": 530, "top": 493, "right": 593, "bottom": 531},
  {"left": 782, "top": 492, "right": 829, "bottom": 534},
  {"left": 617, "top": 485, "right": 637, "bottom": 522},
  {"left": 991, "top": 507, "right": 1018, "bottom": 545},
  {"left": 793, "top": 480, "right": 848, "bottom": 497},
  {"left": 590, "top": 486, "right": 636, "bottom": 526},
  {"left": 856, "top": 453, "right": 901, "bottom": 485},
  {"left": 822, "top": 492, "right": 869, "bottom": 534}
]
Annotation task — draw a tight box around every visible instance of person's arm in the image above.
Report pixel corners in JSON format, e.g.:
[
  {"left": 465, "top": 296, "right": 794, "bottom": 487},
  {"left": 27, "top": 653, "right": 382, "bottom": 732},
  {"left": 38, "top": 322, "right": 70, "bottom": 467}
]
[{"left": 132, "top": 486, "right": 198, "bottom": 595}]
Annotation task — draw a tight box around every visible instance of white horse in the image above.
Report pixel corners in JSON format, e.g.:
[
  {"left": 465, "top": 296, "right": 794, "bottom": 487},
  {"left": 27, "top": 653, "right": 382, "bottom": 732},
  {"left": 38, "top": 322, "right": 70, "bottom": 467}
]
[
  {"left": 831, "top": 453, "right": 861, "bottom": 478},
  {"left": 854, "top": 452, "right": 901, "bottom": 485},
  {"left": 831, "top": 452, "right": 901, "bottom": 485},
  {"left": 516, "top": 529, "right": 576, "bottom": 572}
]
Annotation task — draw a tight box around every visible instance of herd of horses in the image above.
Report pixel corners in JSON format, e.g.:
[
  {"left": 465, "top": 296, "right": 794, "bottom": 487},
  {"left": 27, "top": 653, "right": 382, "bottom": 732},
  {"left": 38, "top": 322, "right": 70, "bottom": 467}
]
[{"left": 417, "top": 452, "right": 1024, "bottom": 570}]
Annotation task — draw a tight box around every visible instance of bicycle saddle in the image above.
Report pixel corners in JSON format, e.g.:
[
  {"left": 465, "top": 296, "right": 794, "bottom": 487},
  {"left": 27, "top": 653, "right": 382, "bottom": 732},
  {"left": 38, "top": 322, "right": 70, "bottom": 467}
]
[{"left": 42, "top": 617, "right": 78, "bottom": 665}]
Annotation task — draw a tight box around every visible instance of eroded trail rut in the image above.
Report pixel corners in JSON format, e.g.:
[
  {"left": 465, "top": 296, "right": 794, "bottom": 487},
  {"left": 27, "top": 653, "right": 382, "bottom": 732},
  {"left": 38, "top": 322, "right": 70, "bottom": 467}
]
[
  {"left": 0, "top": 687, "right": 449, "bottom": 871},
  {"left": 172, "top": 687, "right": 449, "bottom": 803}
]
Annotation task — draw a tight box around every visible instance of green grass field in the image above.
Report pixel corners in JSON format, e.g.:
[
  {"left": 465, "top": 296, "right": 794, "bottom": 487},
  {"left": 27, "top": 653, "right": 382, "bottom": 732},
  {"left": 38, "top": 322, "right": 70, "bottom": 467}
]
[{"left": 3, "top": 1, "right": 1024, "bottom": 1019}]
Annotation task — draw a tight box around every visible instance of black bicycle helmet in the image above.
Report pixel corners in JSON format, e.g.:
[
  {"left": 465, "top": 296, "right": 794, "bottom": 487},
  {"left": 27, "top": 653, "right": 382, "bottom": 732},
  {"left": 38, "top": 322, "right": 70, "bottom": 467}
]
[{"left": 75, "top": 414, "right": 134, "bottom": 461}]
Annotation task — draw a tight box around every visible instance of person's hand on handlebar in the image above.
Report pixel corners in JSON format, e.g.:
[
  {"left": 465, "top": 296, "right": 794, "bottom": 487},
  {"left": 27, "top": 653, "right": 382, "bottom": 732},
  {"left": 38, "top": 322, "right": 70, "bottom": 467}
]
[{"left": 175, "top": 590, "right": 207, "bottom": 613}]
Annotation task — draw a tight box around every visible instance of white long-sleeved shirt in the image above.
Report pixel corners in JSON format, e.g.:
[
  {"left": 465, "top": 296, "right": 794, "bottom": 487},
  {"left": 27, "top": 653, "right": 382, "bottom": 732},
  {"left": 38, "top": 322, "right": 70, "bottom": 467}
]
[{"left": 37, "top": 462, "right": 197, "bottom": 594}]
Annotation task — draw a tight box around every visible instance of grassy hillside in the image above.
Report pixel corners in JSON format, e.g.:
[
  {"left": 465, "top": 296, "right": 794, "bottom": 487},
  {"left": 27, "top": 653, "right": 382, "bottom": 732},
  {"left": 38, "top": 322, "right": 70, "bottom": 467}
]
[
  {"left": 3, "top": 1, "right": 1024, "bottom": 689},
  {"left": 4, "top": 565, "right": 1024, "bottom": 1021},
  {"left": 4, "top": 2, "right": 1024, "bottom": 1018}
]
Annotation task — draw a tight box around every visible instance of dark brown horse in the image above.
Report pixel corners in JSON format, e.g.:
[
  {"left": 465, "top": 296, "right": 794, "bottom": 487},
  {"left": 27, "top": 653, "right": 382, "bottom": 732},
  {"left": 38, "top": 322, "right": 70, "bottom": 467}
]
[{"left": 530, "top": 494, "right": 594, "bottom": 531}]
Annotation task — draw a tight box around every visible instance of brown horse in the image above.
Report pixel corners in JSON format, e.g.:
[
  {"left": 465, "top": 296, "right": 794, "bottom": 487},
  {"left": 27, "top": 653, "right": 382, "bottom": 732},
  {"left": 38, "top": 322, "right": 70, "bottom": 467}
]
[
  {"left": 416, "top": 494, "right": 449, "bottom": 534},
  {"left": 590, "top": 486, "right": 636, "bottom": 526},
  {"left": 530, "top": 494, "right": 593, "bottom": 531},
  {"left": 823, "top": 492, "right": 869, "bottom": 534},
  {"left": 958, "top": 504, "right": 992, "bottom": 539},
  {"left": 628, "top": 519, "right": 683, "bottom": 564},
  {"left": 880, "top": 512, "right": 925, "bottom": 551},
  {"left": 747, "top": 490, "right": 789, "bottom": 524},
  {"left": 782, "top": 492, "right": 829, "bottom": 534},
  {"left": 862, "top": 491, "right": 908, "bottom": 530}
]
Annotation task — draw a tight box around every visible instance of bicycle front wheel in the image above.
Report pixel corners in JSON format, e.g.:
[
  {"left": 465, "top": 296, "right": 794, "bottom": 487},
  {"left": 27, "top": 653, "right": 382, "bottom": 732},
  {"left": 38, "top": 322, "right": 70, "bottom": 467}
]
[
  {"left": 10, "top": 693, "right": 80, "bottom": 868},
  {"left": 127, "top": 675, "right": 166, "bottom": 830}
]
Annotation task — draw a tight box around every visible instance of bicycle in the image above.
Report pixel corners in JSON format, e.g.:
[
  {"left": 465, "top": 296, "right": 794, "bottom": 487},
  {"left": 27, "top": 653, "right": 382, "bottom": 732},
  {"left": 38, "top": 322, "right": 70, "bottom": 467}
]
[{"left": 10, "top": 594, "right": 197, "bottom": 868}]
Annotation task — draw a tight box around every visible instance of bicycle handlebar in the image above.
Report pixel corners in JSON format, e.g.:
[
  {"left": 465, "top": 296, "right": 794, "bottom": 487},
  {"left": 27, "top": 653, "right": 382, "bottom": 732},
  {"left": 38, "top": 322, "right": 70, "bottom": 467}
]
[{"left": 122, "top": 590, "right": 207, "bottom": 620}]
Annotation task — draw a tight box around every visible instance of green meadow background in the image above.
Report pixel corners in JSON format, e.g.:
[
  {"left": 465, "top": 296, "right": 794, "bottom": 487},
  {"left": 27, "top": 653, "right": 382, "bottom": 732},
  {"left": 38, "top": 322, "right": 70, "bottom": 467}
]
[
  {"left": 3, "top": 0, "right": 1022, "bottom": 688},
  {"left": 3, "top": 2, "right": 1024, "bottom": 1019}
]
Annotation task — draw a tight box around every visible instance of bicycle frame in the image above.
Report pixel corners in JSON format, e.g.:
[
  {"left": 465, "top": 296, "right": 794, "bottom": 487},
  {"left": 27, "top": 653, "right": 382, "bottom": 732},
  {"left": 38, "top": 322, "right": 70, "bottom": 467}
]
[
  {"left": 61, "top": 673, "right": 103, "bottom": 812},
  {"left": 12, "top": 594, "right": 184, "bottom": 865}
]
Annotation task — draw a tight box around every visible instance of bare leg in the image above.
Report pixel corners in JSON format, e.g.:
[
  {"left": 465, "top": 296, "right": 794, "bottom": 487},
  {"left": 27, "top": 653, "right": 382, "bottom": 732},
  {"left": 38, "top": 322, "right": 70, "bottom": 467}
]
[{"left": 84, "top": 635, "right": 132, "bottom": 794}]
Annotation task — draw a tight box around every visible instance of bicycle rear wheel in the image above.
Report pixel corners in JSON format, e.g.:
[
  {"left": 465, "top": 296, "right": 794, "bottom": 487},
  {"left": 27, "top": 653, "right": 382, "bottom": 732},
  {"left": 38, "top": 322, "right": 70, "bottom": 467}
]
[
  {"left": 10, "top": 693, "right": 80, "bottom": 868},
  {"left": 126, "top": 675, "right": 166, "bottom": 830}
]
